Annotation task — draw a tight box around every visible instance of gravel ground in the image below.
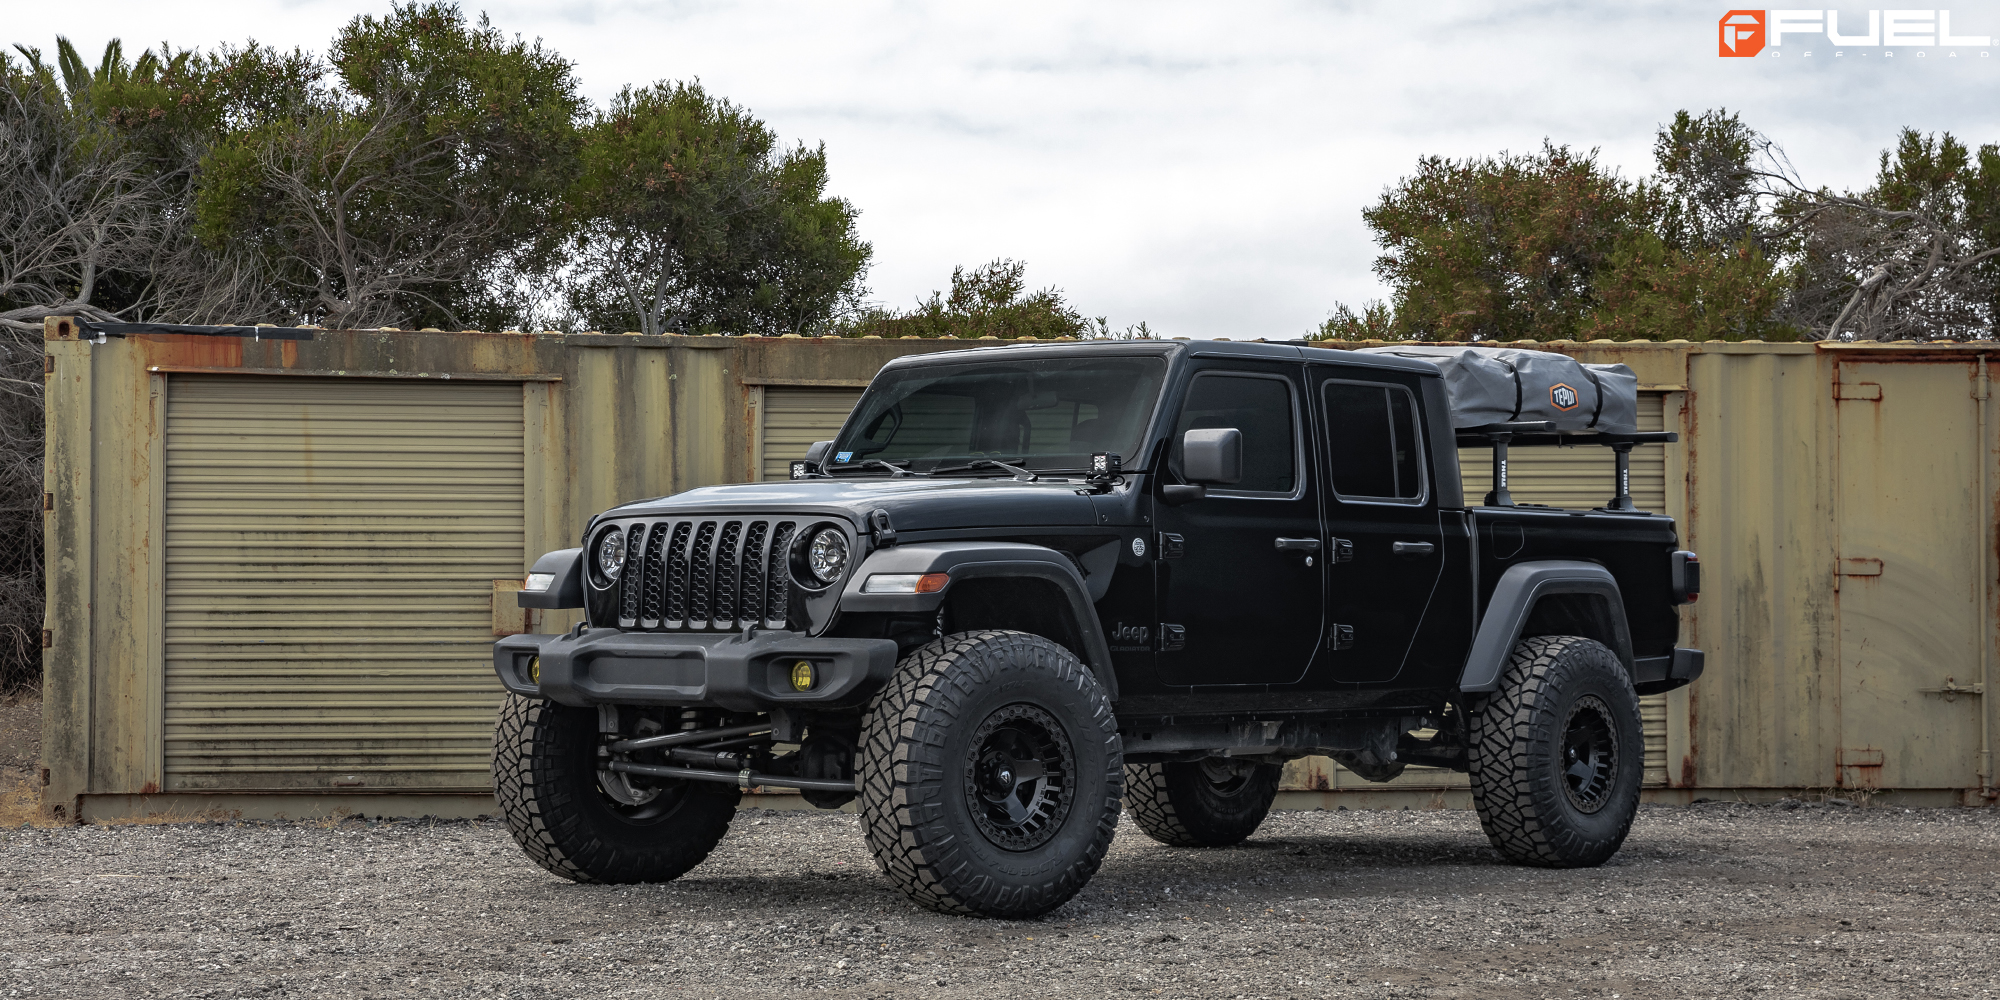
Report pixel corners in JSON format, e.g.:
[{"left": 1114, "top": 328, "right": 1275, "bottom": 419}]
[{"left": 3, "top": 801, "right": 1997, "bottom": 999}]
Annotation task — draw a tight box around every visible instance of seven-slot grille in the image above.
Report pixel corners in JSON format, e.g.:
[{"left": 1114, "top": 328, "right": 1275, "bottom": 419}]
[{"left": 613, "top": 518, "right": 800, "bottom": 631}]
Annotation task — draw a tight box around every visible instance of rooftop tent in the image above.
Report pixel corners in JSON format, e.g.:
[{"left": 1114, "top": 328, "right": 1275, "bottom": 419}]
[{"left": 1354, "top": 345, "right": 1640, "bottom": 434}]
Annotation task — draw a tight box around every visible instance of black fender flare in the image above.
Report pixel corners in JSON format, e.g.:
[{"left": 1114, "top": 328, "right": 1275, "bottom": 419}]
[
  {"left": 516, "top": 547, "right": 585, "bottom": 609},
  {"left": 1458, "top": 559, "right": 1634, "bottom": 693},
  {"left": 838, "top": 541, "right": 1117, "bottom": 698}
]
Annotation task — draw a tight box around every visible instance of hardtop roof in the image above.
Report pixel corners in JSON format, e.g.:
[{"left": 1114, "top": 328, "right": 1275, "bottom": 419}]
[{"left": 873, "top": 338, "right": 1442, "bottom": 377}]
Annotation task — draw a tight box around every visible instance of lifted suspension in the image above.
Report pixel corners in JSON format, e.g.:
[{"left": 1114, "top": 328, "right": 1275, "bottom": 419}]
[{"left": 602, "top": 718, "right": 856, "bottom": 794}]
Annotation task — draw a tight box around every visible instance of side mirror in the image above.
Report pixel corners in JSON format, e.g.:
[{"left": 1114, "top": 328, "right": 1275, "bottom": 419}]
[{"left": 1183, "top": 428, "right": 1242, "bottom": 485}]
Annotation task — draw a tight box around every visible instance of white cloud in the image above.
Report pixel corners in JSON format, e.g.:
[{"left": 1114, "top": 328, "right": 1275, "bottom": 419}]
[{"left": 14, "top": 1, "right": 2000, "bottom": 336}]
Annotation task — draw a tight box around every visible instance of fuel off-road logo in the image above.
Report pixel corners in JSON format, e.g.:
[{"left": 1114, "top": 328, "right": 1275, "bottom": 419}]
[
  {"left": 1719, "top": 10, "right": 1765, "bottom": 56},
  {"left": 1550, "top": 383, "right": 1580, "bottom": 411},
  {"left": 1719, "top": 9, "right": 1990, "bottom": 56}
]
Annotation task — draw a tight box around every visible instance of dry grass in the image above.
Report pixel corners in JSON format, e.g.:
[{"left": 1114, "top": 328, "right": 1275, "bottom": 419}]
[{"left": 0, "top": 766, "right": 56, "bottom": 827}]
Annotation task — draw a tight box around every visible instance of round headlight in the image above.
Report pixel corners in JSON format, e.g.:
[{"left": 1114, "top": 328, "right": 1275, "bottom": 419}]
[
  {"left": 806, "top": 527, "right": 848, "bottom": 584},
  {"left": 596, "top": 527, "right": 627, "bottom": 582}
]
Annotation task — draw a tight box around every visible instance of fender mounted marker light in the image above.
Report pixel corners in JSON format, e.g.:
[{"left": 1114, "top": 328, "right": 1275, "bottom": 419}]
[{"left": 862, "top": 572, "right": 949, "bottom": 594}]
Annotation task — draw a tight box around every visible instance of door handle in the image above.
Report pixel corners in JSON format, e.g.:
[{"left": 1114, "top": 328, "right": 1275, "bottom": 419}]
[
  {"left": 1392, "top": 541, "right": 1436, "bottom": 556},
  {"left": 1274, "top": 537, "right": 1322, "bottom": 553}
]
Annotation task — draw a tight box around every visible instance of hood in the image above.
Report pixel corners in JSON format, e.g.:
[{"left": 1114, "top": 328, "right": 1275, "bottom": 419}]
[{"left": 604, "top": 477, "right": 1099, "bottom": 533}]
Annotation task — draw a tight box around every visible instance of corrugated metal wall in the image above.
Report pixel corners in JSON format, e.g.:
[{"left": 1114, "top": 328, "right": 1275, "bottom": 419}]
[{"left": 162, "top": 377, "right": 520, "bottom": 792}]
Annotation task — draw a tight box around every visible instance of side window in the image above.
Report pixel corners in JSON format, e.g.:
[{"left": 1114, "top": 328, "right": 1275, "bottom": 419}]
[
  {"left": 1173, "top": 373, "right": 1296, "bottom": 493},
  {"left": 1323, "top": 380, "right": 1425, "bottom": 501}
]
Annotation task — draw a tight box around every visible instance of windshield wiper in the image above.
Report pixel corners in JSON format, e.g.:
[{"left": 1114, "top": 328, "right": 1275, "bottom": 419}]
[
  {"left": 929, "top": 459, "right": 1039, "bottom": 481},
  {"left": 829, "top": 459, "right": 921, "bottom": 477}
]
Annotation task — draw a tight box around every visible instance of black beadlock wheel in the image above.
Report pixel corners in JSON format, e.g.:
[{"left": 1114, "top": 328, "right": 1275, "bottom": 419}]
[
  {"left": 858, "top": 630, "right": 1124, "bottom": 919},
  {"left": 1123, "top": 758, "right": 1283, "bottom": 848},
  {"left": 493, "top": 694, "right": 740, "bottom": 884},
  {"left": 1468, "top": 635, "right": 1645, "bottom": 868}
]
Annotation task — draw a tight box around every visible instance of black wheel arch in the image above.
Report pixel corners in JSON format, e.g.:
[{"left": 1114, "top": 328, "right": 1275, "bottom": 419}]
[
  {"left": 1459, "top": 560, "right": 1634, "bottom": 693},
  {"left": 837, "top": 541, "right": 1118, "bottom": 699}
]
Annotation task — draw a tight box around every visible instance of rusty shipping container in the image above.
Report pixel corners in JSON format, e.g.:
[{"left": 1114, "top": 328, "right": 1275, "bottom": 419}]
[{"left": 38, "top": 321, "right": 2000, "bottom": 819}]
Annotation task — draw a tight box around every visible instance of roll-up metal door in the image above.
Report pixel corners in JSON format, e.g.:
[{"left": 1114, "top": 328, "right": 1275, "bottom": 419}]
[
  {"left": 759, "top": 388, "right": 863, "bottom": 481},
  {"left": 1454, "top": 391, "right": 1672, "bottom": 786},
  {"left": 162, "top": 377, "right": 524, "bottom": 792}
]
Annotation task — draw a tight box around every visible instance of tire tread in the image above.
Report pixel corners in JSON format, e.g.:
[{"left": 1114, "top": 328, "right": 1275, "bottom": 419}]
[
  {"left": 1467, "top": 635, "right": 1640, "bottom": 868},
  {"left": 492, "top": 693, "right": 736, "bottom": 884},
  {"left": 858, "top": 630, "right": 1123, "bottom": 918}
]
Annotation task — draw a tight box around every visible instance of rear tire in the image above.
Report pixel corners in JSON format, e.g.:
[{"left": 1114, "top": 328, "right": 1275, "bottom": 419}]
[
  {"left": 1468, "top": 635, "right": 1643, "bottom": 868},
  {"left": 493, "top": 694, "right": 739, "bottom": 884},
  {"left": 1124, "top": 758, "right": 1282, "bottom": 847},
  {"left": 858, "top": 630, "right": 1124, "bottom": 918}
]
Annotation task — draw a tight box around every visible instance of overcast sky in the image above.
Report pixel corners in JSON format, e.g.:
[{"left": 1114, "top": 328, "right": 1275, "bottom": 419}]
[{"left": 13, "top": 2, "right": 2000, "bottom": 337}]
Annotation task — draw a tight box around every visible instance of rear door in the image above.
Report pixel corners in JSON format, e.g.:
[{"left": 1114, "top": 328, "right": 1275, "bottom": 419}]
[
  {"left": 1153, "top": 364, "right": 1325, "bottom": 686},
  {"left": 1311, "top": 368, "right": 1446, "bottom": 685}
]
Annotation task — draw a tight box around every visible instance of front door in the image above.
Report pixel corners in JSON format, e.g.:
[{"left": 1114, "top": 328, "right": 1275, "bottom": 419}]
[
  {"left": 1312, "top": 368, "right": 1447, "bottom": 685},
  {"left": 1154, "top": 366, "right": 1325, "bottom": 686}
]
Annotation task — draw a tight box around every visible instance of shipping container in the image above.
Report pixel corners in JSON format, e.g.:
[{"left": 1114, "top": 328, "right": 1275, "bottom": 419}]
[{"left": 38, "top": 321, "right": 2000, "bottom": 819}]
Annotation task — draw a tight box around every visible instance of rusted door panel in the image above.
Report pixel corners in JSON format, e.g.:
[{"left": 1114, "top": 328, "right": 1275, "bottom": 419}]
[{"left": 1836, "top": 361, "right": 1983, "bottom": 790}]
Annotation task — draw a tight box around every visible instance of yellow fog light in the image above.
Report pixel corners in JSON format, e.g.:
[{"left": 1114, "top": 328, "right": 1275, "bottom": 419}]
[
  {"left": 790, "top": 660, "right": 817, "bottom": 692},
  {"left": 527, "top": 655, "right": 540, "bottom": 685}
]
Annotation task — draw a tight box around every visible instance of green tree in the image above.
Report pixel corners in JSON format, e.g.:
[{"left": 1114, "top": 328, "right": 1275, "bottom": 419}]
[
  {"left": 839, "top": 259, "right": 1100, "bottom": 339},
  {"left": 1308, "top": 300, "right": 1395, "bottom": 341},
  {"left": 562, "top": 81, "right": 869, "bottom": 335},
  {"left": 1348, "top": 111, "right": 1796, "bottom": 343},
  {"left": 192, "top": 3, "right": 585, "bottom": 329},
  {"left": 1587, "top": 109, "right": 1795, "bottom": 341},
  {"left": 1363, "top": 142, "right": 1636, "bottom": 341}
]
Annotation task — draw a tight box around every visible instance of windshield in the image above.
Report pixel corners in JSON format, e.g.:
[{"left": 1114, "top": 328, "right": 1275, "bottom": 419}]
[{"left": 829, "top": 355, "right": 1167, "bottom": 474}]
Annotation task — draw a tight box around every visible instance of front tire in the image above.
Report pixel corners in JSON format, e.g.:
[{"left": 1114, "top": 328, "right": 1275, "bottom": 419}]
[
  {"left": 1468, "top": 635, "right": 1644, "bottom": 868},
  {"left": 1124, "top": 758, "right": 1282, "bottom": 847},
  {"left": 493, "top": 694, "right": 740, "bottom": 884},
  {"left": 858, "top": 631, "right": 1124, "bottom": 918}
]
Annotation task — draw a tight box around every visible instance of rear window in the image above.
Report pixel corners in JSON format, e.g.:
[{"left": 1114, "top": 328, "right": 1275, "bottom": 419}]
[{"left": 1323, "top": 380, "right": 1424, "bottom": 501}]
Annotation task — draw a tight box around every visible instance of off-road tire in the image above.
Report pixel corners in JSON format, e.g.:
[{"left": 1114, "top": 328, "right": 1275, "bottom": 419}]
[
  {"left": 493, "top": 694, "right": 740, "bottom": 884},
  {"left": 1468, "top": 635, "right": 1644, "bottom": 868},
  {"left": 1123, "top": 759, "right": 1283, "bottom": 847},
  {"left": 858, "top": 630, "right": 1124, "bottom": 918}
]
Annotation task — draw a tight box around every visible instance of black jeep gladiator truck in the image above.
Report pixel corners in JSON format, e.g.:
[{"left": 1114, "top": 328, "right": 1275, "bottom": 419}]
[{"left": 492, "top": 339, "right": 1703, "bottom": 919}]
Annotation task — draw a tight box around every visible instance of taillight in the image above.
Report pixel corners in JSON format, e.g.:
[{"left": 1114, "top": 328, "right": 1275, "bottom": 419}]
[{"left": 1671, "top": 550, "right": 1701, "bottom": 605}]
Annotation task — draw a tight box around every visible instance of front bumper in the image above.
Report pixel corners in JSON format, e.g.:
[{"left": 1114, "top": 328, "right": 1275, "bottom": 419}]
[{"left": 493, "top": 629, "right": 900, "bottom": 710}]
